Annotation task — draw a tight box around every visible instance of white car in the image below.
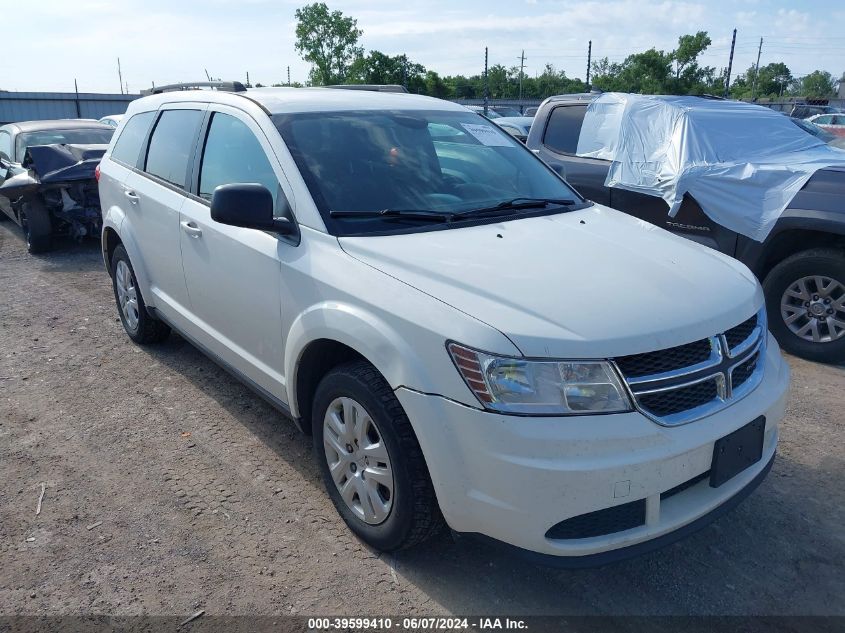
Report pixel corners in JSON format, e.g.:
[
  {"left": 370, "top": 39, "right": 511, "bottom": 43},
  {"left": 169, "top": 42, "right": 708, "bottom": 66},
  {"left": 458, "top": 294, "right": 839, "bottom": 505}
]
[
  {"left": 494, "top": 116, "right": 533, "bottom": 143},
  {"left": 806, "top": 113, "right": 845, "bottom": 138},
  {"left": 98, "top": 114, "right": 124, "bottom": 128},
  {"left": 97, "top": 83, "right": 789, "bottom": 565}
]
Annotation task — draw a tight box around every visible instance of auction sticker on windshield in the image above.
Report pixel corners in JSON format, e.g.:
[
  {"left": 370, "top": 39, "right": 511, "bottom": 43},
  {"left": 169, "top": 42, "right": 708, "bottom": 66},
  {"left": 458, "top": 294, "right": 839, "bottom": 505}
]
[{"left": 461, "top": 123, "right": 512, "bottom": 146}]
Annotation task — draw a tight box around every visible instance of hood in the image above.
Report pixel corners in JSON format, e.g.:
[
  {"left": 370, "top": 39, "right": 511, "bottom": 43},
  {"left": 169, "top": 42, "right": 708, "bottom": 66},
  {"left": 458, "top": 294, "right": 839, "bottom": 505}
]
[
  {"left": 339, "top": 205, "right": 762, "bottom": 358},
  {"left": 23, "top": 143, "right": 108, "bottom": 183}
]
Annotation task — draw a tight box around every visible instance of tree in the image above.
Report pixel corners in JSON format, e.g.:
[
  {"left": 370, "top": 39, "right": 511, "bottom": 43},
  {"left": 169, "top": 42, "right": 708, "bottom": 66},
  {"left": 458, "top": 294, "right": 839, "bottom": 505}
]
[
  {"left": 424, "top": 71, "right": 449, "bottom": 99},
  {"left": 294, "top": 3, "right": 363, "bottom": 85},
  {"left": 758, "top": 62, "right": 792, "bottom": 97},
  {"left": 590, "top": 33, "right": 715, "bottom": 95},
  {"left": 794, "top": 70, "right": 836, "bottom": 98},
  {"left": 673, "top": 31, "right": 711, "bottom": 79},
  {"left": 350, "top": 51, "right": 427, "bottom": 92}
]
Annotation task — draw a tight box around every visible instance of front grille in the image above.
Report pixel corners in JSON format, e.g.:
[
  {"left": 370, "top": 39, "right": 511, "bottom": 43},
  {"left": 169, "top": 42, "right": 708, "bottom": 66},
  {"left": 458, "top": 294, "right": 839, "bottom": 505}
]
[
  {"left": 614, "top": 310, "right": 765, "bottom": 425},
  {"left": 545, "top": 499, "right": 646, "bottom": 540},
  {"left": 638, "top": 378, "right": 719, "bottom": 417},
  {"left": 725, "top": 314, "right": 758, "bottom": 350},
  {"left": 732, "top": 352, "right": 759, "bottom": 389},
  {"left": 615, "top": 338, "right": 712, "bottom": 378}
]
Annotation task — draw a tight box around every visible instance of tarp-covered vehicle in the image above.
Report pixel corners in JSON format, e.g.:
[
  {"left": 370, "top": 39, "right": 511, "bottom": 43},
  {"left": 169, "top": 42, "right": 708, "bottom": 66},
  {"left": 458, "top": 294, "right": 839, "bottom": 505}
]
[
  {"left": 528, "top": 93, "right": 845, "bottom": 363},
  {"left": 0, "top": 120, "right": 114, "bottom": 253}
]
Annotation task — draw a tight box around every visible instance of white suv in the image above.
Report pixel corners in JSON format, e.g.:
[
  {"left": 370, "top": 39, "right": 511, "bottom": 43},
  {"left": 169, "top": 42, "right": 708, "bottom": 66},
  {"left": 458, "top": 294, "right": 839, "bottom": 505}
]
[{"left": 98, "top": 83, "right": 790, "bottom": 565}]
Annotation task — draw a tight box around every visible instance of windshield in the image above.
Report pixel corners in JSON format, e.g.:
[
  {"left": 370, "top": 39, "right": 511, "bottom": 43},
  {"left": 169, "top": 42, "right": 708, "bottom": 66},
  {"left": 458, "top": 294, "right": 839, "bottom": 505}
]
[
  {"left": 16, "top": 128, "right": 114, "bottom": 162},
  {"left": 273, "top": 109, "right": 584, "bottom": 235}
]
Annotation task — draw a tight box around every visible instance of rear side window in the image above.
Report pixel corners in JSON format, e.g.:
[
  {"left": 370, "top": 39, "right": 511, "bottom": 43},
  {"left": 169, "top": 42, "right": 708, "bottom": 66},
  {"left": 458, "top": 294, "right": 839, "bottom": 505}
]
[
  {"left": 110, "top": 111, "right": 155, "bottom": 166},
  {"left": 199, "top": 113, "right": 282, "bottom": 207},
  {"left": 543, "top": 105, "right": 588, "bottom": 154},
  {"left": 144, "top": 110, "right": 203, "bottom": 188}
]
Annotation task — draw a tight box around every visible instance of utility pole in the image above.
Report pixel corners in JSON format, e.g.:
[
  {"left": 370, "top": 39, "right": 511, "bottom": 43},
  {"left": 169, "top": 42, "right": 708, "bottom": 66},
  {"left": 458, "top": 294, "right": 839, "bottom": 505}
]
[
  {"left": 246, "top": 71, "right": 250, "bottom": 88},
  {"left": 74, "top": 79, "right": 81, "bottom": 118},
  {"left": 483, "top": 47, "right": 489, "bottom": 116},
  {"left": 204, "top": 68, "right": 212, "bottom": 81},
  {"left": 117, "top": 58, "right": 124, "bottom": 95},
  {"left": 751, "top": 37, "right": 763, "bottom": 101},
  {"left": 724, "top": 28, "right": 737, "bottom": 98},
  {"left": 287, "top": 66, "right": 291, "bottom": 86},
  {"left": 586, "top": 40, "right": 592, "bottom": 91},
  {"left": 518, "top": 50, "right": 526, "bottom": 104}
]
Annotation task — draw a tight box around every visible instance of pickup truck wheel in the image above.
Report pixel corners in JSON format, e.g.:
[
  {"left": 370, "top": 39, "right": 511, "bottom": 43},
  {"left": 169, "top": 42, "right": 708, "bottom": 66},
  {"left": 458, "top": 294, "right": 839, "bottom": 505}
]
[
  {"left": 110, "top": 245, "right": 170, "bottom": 344},
  {"left": 21, "top": 198, "right": 52, "bottom": 254},
  {"left": 312, "top": 360, "right": 444, "bottom": 551},
  {"left": 764, "top": 248, "right": 845, "bottom": 363}
]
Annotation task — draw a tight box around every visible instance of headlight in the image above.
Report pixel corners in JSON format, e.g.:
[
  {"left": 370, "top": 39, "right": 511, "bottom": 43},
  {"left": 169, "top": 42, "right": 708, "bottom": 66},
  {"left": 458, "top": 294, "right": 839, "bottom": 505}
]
[{"left": 448, "top": 343, "right": 633, "bottom": 416}]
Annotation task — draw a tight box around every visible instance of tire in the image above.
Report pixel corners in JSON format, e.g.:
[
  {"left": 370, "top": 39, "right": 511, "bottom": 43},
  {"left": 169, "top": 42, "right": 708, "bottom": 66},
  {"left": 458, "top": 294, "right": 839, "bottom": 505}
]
[
  {"left": 21, "top": 198, "right": 52, "bottom": 254},
  {"left": 110, "top": 245, "right": 170, "bottom": 344},
  {"left": 763, "top": 247, "right": 845, "bottom": 363},
  {"left": 312, "top": 360, "right": 444, "bottom": 551}
]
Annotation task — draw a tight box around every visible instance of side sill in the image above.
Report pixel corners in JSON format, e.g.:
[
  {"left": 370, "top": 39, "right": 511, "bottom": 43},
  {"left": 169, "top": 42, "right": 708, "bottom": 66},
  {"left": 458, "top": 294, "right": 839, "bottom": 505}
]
[{"left": 149, "top": 308, "right": 308, "bottom": 434}]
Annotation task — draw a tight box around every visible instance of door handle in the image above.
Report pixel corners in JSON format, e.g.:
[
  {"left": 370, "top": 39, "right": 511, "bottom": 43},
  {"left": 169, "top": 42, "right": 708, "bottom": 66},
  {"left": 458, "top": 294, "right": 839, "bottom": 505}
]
[
  {"left": 123, "top": 189, "right": 139, "bottom": 203},
  {"left": 181, "top": 220, "right": 203, "bottom": 238}
]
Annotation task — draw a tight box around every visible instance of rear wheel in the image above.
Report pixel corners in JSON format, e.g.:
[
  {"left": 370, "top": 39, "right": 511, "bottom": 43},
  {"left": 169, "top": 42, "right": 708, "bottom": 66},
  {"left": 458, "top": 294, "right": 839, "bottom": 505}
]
[
  {"left": 312, "top": 360, "right": 444, "bottom": 551},
  {"left": 21, "top": 198, "right": 52, "bottom": 254},
  {"left": 764, "top": 248, "right": 845, "bottom": 363},
  {"left": 110, "top": 245, "right": 170, "bottom": 344}
]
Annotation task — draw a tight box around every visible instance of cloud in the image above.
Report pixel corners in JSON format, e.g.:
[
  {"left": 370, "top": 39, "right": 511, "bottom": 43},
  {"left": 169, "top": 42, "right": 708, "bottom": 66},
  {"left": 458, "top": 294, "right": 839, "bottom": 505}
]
[{"left": 0, "top": 0, "right": 841, "bottom": 92}]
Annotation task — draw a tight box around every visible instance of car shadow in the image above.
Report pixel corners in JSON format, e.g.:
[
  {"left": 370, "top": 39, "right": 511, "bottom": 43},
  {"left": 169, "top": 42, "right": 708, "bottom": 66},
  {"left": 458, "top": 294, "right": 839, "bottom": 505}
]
[{"left": 138, "top": 330, "right": 844, "bottom": 617}]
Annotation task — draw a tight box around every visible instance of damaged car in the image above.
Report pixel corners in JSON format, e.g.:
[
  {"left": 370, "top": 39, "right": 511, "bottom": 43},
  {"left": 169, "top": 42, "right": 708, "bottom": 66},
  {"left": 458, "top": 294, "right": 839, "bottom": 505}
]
[{"left": 0, "top": 120, "right": 114, "bottom": 253}]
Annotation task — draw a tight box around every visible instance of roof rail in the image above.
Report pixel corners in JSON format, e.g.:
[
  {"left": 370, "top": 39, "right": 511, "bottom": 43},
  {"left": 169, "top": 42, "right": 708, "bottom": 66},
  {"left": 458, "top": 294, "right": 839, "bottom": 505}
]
[
  {"left": 325, "top": 84, "right": 409, "bottom": 94},
  {"left": 142, "top": 81, "right": 247, "bottom": 96}
]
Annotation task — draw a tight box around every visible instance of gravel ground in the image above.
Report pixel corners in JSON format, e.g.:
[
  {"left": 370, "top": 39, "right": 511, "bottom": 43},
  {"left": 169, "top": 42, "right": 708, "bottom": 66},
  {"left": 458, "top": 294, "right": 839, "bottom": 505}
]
[{"left": 1, "top": 221, "right": 843, "bottom": 619}]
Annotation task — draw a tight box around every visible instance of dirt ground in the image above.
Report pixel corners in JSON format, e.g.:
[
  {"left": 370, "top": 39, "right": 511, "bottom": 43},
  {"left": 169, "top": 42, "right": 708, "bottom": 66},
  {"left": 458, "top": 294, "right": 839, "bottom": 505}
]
[{"left": 1, "top": 221, "right": 843, "bottom": 619}]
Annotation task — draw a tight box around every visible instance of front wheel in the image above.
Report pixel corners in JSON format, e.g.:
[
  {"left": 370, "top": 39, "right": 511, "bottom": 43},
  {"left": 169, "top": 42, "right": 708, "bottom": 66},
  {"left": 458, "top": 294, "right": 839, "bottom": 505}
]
[
  {"left": 763, "top": 248, "right": 845, "bottom": 363},
  {"left": 21, "top": 198, "right": 52, "bottom": 254},
  {"left": 312, "top": 360, "right": 444, "bottom": 551}
]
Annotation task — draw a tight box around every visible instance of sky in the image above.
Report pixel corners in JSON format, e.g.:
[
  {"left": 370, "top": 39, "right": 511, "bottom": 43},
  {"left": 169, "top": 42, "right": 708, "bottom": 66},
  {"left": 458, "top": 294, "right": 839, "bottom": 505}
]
[{"left": 1, "top": 0, "right": 843, "bottom": 94}]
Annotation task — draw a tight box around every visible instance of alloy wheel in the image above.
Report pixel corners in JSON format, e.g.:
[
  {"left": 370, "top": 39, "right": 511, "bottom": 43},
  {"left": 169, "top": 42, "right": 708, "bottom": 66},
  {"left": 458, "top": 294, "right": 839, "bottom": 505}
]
[
  {"left": 780, "top": 275, "right": 845, "bottom": 343},
  {"left": 115, "top": 260, "right": 140, "bottom": 332},
  {"left": 322, "top": 396, "right": 394, "bottom": 525}
]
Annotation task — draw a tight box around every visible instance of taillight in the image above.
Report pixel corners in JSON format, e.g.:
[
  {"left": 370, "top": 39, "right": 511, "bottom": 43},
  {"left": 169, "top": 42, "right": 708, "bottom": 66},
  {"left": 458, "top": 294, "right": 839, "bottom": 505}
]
[{"left": 94, "top": 163, "right": 101, "bottom": 182}]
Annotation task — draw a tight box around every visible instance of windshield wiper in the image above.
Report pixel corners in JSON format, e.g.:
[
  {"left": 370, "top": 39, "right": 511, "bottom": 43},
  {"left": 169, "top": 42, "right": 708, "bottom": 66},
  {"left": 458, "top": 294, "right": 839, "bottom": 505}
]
[
  {"left": 451, "top": 197, "right": 578, "bottom": 219},
  {"left": 330, "top": 209, "right": 455, "bottom": 223}
]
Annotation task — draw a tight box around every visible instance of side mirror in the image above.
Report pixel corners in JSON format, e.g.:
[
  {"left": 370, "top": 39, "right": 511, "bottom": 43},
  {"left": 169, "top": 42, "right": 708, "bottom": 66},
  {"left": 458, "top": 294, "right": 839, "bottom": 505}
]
[
  {"left": 210, "top": 183, "right": 296, "bottom": 236},
  {"left": 551, "top": 163, "right": 567, "bottom": 180}
]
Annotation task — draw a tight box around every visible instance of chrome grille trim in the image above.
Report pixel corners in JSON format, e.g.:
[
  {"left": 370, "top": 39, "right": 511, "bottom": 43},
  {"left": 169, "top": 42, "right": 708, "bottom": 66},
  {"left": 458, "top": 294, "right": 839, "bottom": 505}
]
[{"left": 614, "top": 310, "right": 767, "bottom": 426}]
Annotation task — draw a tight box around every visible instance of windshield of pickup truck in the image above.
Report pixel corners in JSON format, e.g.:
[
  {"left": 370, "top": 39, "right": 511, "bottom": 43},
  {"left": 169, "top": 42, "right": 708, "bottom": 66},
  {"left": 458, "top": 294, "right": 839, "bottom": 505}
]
[
  {"left": 273, "top": 110, "right": 584, "bottom": 235},
  {"left": 15, "top": 128, "right": 114, "bottom": 162}
]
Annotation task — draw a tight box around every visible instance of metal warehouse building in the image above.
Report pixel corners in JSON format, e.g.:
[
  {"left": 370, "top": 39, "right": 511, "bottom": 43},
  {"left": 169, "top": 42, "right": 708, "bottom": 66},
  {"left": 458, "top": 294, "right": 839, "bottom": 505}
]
[{"left": 0, "top": 91, "right": 138, "bottom": 125}]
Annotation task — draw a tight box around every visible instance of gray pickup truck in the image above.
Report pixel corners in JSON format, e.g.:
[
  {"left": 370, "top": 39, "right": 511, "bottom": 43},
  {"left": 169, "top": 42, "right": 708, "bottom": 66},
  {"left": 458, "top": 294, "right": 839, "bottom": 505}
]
[{"left": 527, "top": 94, "right": 845, "bottom": 364}]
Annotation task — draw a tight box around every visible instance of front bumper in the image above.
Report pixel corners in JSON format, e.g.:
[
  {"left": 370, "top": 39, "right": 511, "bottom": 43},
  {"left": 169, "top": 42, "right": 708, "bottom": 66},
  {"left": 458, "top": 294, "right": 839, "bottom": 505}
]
[{"left": 395, "top": 334, "right": 789, "bottom": 560}]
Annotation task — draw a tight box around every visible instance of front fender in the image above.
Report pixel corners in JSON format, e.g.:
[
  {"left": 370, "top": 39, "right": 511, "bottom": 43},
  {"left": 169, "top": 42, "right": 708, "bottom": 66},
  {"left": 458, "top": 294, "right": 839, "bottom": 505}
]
[{"left": 284, "top": 301, "right": 450, "bottom": 418}]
